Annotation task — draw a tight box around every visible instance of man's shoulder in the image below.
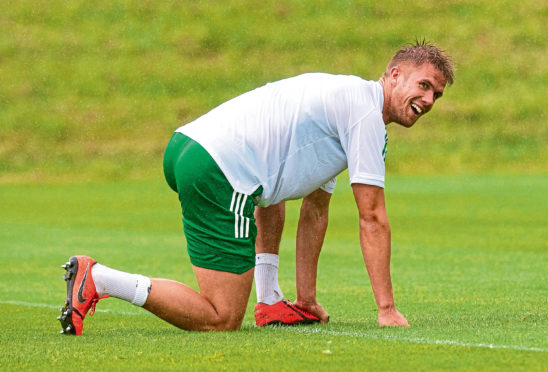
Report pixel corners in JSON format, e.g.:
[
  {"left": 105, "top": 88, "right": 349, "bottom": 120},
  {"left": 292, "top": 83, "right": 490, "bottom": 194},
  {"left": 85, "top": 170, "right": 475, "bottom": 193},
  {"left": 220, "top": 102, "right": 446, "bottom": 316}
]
[
  {"left": 264, "top": 73, "right": 380, "bottom": 98},
  {"left": 291, "top": 72, "right": 369, "bottom": 84},
  {"left": 317, "top": 73, "right": 380, "bottom": 96}
]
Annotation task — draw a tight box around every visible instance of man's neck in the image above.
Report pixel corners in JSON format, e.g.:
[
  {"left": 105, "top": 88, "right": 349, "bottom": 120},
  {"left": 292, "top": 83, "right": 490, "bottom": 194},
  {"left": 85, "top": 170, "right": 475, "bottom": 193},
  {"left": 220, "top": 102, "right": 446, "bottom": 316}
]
[{"left": 378, "top": 76, "right": 391, "bottom": 125}]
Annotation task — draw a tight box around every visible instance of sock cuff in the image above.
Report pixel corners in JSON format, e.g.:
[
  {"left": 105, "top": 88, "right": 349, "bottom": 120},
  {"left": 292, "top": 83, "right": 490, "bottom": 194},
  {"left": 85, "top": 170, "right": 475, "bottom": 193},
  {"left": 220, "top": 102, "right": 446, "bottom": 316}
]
[
  {"left": 131, "top": 275, "right": 151, "bottom": 306},
  {"left": 255, "top": 253, "right": 279, "bottom": 267}
]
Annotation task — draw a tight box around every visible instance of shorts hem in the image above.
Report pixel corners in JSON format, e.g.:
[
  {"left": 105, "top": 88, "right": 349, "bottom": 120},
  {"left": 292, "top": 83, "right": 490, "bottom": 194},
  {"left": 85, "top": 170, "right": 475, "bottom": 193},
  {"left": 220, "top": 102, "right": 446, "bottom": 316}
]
[{"left": 189, "top": 257, "right": 254, "bottom": 274}]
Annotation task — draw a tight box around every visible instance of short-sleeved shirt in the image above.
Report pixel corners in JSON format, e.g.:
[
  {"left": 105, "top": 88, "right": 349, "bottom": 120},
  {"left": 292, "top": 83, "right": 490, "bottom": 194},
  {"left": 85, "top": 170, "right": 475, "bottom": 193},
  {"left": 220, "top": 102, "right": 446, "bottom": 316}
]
[{"left": 177, "top": 73, "right": 387, "bottom": 207}]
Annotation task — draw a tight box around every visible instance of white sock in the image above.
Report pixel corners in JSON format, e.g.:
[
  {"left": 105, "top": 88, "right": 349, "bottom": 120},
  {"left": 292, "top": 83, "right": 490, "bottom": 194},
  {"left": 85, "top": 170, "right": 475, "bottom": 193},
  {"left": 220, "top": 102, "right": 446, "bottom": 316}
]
[
  {"left": 255, "top": 253, "right": 284, "bottom": 305},
  {"left": 92, "top": 263, "right": 151, "bottom": 306}
]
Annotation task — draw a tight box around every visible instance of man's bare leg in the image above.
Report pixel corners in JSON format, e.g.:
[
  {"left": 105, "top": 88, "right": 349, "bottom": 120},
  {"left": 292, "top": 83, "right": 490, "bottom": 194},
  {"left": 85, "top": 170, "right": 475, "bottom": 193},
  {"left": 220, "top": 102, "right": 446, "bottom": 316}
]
[
  {"left": 253, "top": 202, "right": 322, "bottom": 326},
  {"left": 143, "top": 266, "right": 254, "bottom": 331},
  {"left": 254, "top": 202, "right": 285, "bottom": 305}
]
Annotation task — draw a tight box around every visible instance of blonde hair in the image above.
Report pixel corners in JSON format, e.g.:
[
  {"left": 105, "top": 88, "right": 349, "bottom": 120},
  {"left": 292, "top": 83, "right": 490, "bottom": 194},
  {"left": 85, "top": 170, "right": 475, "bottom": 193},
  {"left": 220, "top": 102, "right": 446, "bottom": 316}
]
[{"left": 385, "top": 39, "right": 454, "bottom": 85}]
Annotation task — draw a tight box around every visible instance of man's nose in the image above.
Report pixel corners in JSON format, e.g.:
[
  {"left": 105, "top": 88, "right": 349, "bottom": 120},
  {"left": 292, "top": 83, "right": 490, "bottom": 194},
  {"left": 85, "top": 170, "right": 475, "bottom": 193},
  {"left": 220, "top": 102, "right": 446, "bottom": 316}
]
[{"left": 423, "top": 91, "right": 435, "bottom": 107}]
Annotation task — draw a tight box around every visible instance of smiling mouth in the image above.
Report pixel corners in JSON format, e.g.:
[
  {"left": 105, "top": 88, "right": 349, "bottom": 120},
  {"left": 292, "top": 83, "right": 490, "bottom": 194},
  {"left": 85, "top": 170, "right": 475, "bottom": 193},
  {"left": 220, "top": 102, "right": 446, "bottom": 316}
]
[{"left": 410, "top": 102, "right": 423, "bottom": 115}]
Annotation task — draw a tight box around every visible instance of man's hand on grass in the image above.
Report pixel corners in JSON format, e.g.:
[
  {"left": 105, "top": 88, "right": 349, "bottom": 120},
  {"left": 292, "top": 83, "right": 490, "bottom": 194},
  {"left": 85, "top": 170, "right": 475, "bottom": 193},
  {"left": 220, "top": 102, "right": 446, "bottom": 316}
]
[
  {"left": 378, "top": 307, "right": 410, "bottom": 327},
  {"left": 293, "top": 299, "right": 330, "bottom": 324}
]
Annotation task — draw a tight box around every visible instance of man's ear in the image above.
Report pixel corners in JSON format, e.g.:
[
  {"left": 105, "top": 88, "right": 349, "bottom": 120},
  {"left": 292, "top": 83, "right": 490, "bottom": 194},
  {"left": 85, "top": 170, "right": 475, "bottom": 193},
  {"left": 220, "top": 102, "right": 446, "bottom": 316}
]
[{"left": 389, "top": 66, "right": 400, "bottom": 84}]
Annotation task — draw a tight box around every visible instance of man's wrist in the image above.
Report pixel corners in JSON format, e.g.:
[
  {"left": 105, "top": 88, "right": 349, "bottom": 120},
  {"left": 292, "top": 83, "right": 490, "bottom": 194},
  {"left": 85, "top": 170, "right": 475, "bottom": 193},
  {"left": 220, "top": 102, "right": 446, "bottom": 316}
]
[
  {"left": 377, "top": 303, "right": 396, "bottom": 313},
  {"left": 295, "top": 294, "right": 317, "bottom": 306}
]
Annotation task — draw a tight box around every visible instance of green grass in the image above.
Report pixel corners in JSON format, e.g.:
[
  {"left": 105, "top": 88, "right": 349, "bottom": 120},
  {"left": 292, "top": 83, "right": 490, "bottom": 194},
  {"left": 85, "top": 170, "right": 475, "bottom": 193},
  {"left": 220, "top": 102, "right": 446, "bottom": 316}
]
[
  {"left": 1, "top": 0, "right": 546, "bottom": 369},
  {"left": 1, "top": 0, "right": 547, "bottom": 182},
  {"left": 1, "top": 174, "right": 546, "bottom": 370}
]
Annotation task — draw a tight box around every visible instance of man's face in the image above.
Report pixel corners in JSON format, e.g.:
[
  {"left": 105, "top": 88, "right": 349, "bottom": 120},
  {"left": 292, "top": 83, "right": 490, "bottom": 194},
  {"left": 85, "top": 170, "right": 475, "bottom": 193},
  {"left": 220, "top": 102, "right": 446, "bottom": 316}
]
[{"left": 385, "top": 63, "right": 447, "bottom": 127}]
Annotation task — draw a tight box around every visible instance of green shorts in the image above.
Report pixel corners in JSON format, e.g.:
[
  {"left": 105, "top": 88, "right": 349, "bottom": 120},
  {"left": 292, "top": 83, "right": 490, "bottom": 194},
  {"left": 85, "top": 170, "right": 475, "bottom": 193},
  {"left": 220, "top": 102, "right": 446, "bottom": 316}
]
[{"left": 163, "top": 132, "right": 262, "bottom": 274}]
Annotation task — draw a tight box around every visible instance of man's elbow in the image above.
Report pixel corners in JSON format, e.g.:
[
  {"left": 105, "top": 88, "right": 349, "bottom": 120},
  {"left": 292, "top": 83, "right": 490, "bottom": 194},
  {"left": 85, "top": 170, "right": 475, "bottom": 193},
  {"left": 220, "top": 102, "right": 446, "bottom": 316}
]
[
  {"left": 358, "top": 211, "right": 390, "bottom": 234},
  {"left": 301, "top": 200, "right": 329, "bottom": 225}
]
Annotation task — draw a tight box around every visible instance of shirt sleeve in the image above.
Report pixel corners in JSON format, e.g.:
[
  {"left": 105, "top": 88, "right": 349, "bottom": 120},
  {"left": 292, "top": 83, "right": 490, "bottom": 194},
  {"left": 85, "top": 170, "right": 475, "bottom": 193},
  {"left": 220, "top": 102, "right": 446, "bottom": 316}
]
[{"left": 344, "top": 111, "right": 387, "bottom": 188}]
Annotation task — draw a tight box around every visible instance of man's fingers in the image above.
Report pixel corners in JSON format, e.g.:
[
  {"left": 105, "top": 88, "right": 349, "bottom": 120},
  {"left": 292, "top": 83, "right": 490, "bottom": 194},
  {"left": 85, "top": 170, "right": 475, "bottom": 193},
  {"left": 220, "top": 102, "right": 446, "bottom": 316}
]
[
  {"left": 292, "top": 301, "right": 329, "bottom": 323},
  {"left": 309, "top": 306, "right": 329, "bottom": 323},
  {"left": 377, "top": 310, "right": 409, "bottom": 327},
  {"left": 379, "top": 318, "right": 409, "bottom": 327},
  {"left": 316, "top": 307, "right": 330, "bottom": 323}
]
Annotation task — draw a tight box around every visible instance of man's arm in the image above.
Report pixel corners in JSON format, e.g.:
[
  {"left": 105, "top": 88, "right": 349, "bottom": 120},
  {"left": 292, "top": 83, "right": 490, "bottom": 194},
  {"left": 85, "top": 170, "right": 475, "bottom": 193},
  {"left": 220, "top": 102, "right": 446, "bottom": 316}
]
[
  {"left": 352, "top": 183, "right": 409, "bottom": 327},
  {"left": 294, "top": 188, "right": 331, "bottom": 323}
]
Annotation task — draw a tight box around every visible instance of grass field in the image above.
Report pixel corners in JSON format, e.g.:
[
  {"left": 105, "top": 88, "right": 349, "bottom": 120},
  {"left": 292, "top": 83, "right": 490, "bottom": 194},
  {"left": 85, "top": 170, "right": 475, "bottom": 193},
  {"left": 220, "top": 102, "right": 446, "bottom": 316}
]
[
  {"left": 1, "top": 0, "right": 547, "bottom": 370},
  {"left": 1, "top": 174, "right": 546, "bottom": 370},
  {"left": 1, "top": 0, "right": 546, "bottom": 181}
]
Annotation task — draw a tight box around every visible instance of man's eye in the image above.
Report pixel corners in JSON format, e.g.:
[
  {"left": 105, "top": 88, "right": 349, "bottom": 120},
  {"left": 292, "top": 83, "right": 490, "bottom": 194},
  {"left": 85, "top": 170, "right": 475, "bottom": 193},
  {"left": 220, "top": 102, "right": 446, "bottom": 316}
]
[{"left": 419, "top": 82, "right": 428, "bottom": 89}]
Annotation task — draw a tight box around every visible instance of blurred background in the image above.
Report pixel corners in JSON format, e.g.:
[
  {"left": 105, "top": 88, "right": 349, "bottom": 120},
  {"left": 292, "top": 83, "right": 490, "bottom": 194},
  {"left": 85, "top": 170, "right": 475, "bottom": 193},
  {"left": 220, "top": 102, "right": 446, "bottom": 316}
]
[{"left": 1, "top": 0, "right": 546, "bottom": 183}]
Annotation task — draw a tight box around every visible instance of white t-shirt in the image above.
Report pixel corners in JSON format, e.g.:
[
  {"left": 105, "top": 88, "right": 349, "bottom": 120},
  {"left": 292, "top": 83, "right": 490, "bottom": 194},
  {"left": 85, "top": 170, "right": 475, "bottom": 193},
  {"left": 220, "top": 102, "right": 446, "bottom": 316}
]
[{"left": 177, "top": 73, "right": 387, "bottom": 207}]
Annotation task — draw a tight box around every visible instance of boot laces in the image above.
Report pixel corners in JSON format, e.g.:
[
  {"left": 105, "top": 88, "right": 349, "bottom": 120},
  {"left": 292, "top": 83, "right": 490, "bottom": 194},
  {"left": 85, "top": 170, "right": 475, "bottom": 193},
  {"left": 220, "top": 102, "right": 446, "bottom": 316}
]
[{"left": 89, "top": 295, "right": 109, "bottom": 316}]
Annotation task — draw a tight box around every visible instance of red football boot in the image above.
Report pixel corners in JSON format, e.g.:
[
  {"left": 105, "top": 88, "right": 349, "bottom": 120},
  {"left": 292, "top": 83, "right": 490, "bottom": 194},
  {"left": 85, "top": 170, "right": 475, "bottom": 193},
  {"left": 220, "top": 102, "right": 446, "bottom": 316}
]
[
  {"left": 58, "top": 256, "right": 107, "bottom": 335},
  {"left": 254, "top": 299, "right": 320, "bottom": 326}
]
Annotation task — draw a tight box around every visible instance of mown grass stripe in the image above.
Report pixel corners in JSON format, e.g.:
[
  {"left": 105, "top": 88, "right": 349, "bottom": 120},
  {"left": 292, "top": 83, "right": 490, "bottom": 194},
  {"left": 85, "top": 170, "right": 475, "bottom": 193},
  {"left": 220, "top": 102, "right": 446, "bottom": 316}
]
[
  {"left": 0, "top": 300, "right": 149, "bottom": 316},
  {"left": 275, "top": 327, "right": 548, "bottom": 353},
  {"left": 3, "top": 300, "right": 545, "bottom": 353}
]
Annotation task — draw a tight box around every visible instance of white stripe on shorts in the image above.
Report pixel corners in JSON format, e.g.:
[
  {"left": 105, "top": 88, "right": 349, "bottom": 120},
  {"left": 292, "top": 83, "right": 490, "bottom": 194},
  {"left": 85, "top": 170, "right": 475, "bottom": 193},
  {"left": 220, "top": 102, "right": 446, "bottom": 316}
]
[
  {"left": 239, "top": 194, "right": 248, "bottom": 238},
  {"left": 229, "top": 191, "right": 237, "bottom": 213},
  {"left": 230, "top": 191, "right": 250, "bottom": 239}
]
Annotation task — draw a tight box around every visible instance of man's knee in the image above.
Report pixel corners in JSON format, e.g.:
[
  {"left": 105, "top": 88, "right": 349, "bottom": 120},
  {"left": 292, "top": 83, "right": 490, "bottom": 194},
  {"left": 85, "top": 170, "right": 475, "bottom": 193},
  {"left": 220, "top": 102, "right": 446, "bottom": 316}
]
[{"left": 199, "top": 312, "right": 243, "bottom": 331}]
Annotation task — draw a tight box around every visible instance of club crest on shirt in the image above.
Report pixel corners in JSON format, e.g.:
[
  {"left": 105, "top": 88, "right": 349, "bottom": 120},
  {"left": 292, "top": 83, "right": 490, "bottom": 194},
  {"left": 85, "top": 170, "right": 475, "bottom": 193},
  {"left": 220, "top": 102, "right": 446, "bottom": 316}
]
[{"left": 382, "top": 132, "right": 388, "bottom": 161}]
